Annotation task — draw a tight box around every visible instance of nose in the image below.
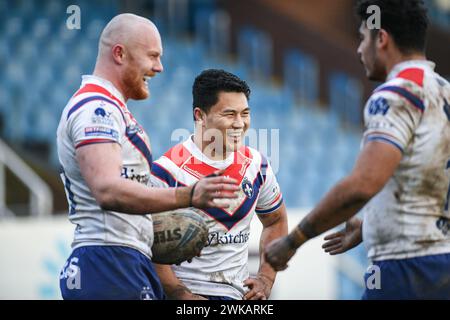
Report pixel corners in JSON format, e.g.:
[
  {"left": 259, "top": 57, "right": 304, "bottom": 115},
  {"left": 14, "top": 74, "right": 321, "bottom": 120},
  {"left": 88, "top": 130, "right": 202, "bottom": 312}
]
[
  {"left": 153, "top": 58, "right": 163, "bottom": 73},
  {"left": 357, "top": 43, "right": 363, "bottom": 57},
  {"left": 233, "top": 114, "right": 245, "bottom": 129}
]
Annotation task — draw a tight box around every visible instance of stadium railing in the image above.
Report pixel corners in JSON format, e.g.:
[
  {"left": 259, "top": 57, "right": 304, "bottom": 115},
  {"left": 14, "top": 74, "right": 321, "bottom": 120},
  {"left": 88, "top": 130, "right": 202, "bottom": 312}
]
[{"left": 0, "top": 138, "right": 53, "bottom": 218}]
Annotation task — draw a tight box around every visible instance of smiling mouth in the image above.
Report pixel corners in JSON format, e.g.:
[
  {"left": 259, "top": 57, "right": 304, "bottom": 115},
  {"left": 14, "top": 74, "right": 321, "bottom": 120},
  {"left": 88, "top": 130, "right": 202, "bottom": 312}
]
[
  {"left": 143, "top": 76, "right": 151, "bottom": 85},
  {"left": 227, "top": 132, "right": 243, "bottom": 140}
]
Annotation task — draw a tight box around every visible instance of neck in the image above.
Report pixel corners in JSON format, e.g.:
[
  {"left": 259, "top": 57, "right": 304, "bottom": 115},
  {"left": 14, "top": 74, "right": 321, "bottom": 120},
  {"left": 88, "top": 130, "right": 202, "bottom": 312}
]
[
  {"left": 384, "top": 52, "right": 426, "bottom": 79},
  {"left": 193, "top": 133, "right": 229, "bottom": 161},
  {"left": 93, "top": 63, "right": 128, "bottom": 101}
]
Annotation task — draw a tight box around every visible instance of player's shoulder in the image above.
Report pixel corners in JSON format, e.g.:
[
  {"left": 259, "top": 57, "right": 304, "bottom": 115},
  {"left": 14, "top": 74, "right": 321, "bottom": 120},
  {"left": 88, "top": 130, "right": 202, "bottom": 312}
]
[
  {"left": 156, "top": 142, "right": 191, "bottom": 168},
  {"left": 240, "top": 146, "right": 269, "bottom": 167},
  {"left": 368, "top": 67, "right": 428, "bottom": 114},
  {"left": 376, "top": 67, "right": 425, "bottom": 96},
  {"left": 151, "top": 143, "right": 187, "bottom": 186},
  {"left": 64, "top": 92, "right": 125, "bottom": 125}
]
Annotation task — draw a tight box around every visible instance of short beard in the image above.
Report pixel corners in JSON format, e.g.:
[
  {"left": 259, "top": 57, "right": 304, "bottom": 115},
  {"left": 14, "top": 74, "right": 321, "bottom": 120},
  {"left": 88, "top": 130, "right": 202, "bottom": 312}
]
[
  {"left": 366, "top": 36, "right": 387, "bottom": 82},
  {"left": 367, "top": 57, "right": 386, "bottom": 82},
  {"left": 121, "top": 52, "right": 149, "bottom": 100},
  {"left": 122, "top": 69, "right": 148, "bottom": 100}
]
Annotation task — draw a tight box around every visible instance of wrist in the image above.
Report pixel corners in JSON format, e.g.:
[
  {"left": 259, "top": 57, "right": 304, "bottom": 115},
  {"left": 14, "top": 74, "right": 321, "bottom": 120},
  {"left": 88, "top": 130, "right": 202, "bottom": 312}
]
[
  {"left": 175, "top": 186, "right": 191, "bottom": 208},
  {"left": 258, "top": 272, "right": 275, "bottom": 286},
  {"left": 287, "top": 227, "right": 308, "bottom": 249}
]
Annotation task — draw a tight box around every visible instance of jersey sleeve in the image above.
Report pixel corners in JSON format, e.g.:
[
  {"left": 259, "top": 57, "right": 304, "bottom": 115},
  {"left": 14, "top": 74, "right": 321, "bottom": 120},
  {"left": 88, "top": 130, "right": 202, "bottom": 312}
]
[
  {"left": 255, "top": 155, "right": 283, "bottom": 215},
  {"left": 149, "top": 159, "right": 175, "bottom": 188},
  {"left": 362, "top": 83, "right": 424, "bottom": 153},
  {"left": 67, "top": 100, "right": 126, "bottom": 148}
]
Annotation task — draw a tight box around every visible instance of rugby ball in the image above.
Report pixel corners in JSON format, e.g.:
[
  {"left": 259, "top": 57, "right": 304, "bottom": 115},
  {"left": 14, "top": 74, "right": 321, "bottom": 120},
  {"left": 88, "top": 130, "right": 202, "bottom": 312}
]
[{"left": 151, "top": 208, "right": 209, "bottom": 265}]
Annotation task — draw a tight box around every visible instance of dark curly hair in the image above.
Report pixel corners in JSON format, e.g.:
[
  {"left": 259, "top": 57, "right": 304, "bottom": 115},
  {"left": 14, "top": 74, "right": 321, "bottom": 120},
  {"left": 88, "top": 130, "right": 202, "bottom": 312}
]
[
  {"left": 192, "top": 69, "right": 251, "bottom": 119},
  {"left": 356, "top": 0, "right": 429, "bottom": 53}
]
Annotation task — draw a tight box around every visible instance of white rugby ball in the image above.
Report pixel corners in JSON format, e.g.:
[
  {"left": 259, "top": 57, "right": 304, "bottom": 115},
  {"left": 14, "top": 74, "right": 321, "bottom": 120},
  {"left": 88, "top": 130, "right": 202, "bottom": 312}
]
[{"left": 151, "top": 208, "right": 209, "bottom": 265}]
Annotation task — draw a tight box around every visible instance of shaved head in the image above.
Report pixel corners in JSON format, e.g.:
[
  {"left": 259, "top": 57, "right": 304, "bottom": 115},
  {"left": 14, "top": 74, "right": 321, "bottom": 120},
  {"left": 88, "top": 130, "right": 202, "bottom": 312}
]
[
  {"left": 98, "top": 13, "right": 160, "bottom": 58},
  {"left": 94, "top": 13, "right": 163, "bottom": 101}
]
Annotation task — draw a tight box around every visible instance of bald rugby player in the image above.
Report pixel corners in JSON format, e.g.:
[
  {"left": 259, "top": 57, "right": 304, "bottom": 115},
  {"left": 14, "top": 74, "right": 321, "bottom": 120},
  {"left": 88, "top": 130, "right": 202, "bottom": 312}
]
[{"left": 57, "top": 14, "right": 239, "bottom": 300}]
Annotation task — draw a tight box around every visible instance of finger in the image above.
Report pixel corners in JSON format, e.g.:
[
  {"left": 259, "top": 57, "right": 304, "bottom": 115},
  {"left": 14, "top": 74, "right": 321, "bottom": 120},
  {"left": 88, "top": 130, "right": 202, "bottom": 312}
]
[
  {"left": 206, "top": 176, "right": 239, "bottom": 185},
  {"left": 329, "top": 249, "right": 344, "bottom": 255},
  {"left": 210, "top": 169, "right": 226, "bottom": 176},
  {"left": 213, "top": 190, "right": 240, "bottom": 198},
  {"left": 206, "top": 183, "right": 240, "bottom": 193},
  {"left": 207, "top": 200, "right": 231, "bottom": 209},
  {"left": 322, "top": 238, "right": 341, "bottom": 248},
  {"left": 324, "top": 232, "right": 343, "bottom": 241},
  {"left": 250, "top": 292, "right": 266, "bottom": 300},
  {"left": 219, "top": 183, "right": 242, "bottom": 191},
  {"left": 243, "top": 278, "right": 255, "bottom": 287},
  {"left": 324, "top": 243, "right": 342, "bottom": 251},
  {"left": 243, "top": 289, "right": 257, "bottom": 300},
  {"left": 324, "top": 244, "right": 342, "bottom": 253}
]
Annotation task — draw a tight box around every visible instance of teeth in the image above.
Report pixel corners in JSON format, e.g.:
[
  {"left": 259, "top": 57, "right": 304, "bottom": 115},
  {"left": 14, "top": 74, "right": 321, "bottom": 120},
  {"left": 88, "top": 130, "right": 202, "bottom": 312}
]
[{"left": 228, "top": 133, "right": 242, "bottom": 138}]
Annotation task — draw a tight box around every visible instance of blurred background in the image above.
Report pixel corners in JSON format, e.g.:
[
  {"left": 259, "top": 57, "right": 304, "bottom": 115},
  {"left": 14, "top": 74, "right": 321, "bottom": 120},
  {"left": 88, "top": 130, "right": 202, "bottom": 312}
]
[{"left": 0, "top": 0, "right": 449, "bottom": 299}]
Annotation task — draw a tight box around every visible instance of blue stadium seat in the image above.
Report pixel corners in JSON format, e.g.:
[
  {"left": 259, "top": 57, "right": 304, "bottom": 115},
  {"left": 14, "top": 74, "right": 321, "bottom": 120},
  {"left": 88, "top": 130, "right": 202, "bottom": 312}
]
[
  {"left": 85, "top": 18, "right": 107, "bottom": 41},
  {"left": 329, "top": 72, "right": 363, "bottom": 127},
  {"left": 284, "top": 49, "right": 320, "bottom": 105},
  {"left": 193, "top": 8, "right": 230, "bottom": 58},
  {"left": 16, "top": 38, "right": 40, "bottom": 66},
  {"left": 5, "top": 16, "right": 24, "bottom": 39},
  {"left": 238, "top": 27, "right": 273, "bottom": 80},
  {"left": 30, "top": 18, "right": 52, "bottom": 42},
  {"left": 6, "top": 62, "right": 26, "bottom": 88},
  {"left": 45, "top": 38, "right": 68, "bottom": 64},
  {"left": 43, "top": 0, "right": 66, "bottom": 19}
]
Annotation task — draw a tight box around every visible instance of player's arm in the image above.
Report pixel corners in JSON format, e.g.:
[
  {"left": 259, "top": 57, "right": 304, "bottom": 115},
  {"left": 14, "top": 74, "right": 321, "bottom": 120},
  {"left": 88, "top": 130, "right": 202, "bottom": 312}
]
[
  {"left": 266, "top": 141, "right": 402, "bottom": 270},
  {"left": 243, "top": 203, "right": 288, "bottom": 300},
  {"left": 76, "top": 143, "right": 239, "bottom": 214},
  {"left": 153, "top": 264, "right": 207, "bottom": 300}
]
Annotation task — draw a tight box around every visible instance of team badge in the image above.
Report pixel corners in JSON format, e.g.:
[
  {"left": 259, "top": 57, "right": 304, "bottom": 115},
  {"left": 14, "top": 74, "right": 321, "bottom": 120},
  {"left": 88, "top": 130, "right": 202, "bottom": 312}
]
[
  {"left": 241, "top": 177, "right": 253, "bottom": 199},
  {"left": 92, "top": 107, "right": 113, "bottom": 125}
]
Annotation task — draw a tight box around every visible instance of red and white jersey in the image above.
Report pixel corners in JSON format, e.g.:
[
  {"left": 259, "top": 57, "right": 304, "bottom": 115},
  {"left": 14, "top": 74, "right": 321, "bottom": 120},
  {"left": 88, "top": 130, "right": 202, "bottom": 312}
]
[
  {"left": 57, "top": 75, "right": 155, "bottom": 258},
  {"left": 361, "top": 60, "right": 450, "bottom": 261},
  {"left": 149, "top": 137, "right": 283, "bottom": 299}
]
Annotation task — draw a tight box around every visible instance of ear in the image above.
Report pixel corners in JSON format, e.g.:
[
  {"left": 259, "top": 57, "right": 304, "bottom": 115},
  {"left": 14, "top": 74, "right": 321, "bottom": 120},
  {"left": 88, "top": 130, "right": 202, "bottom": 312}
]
[
  {"left": 111, "top": 44, "right": 125, "bottom": 65},
  {"left": 377, "top": 29, "right": 389, "bottom": 50},
  {"left": 193, "top": 107, "right": 205, "bottom": 123}
]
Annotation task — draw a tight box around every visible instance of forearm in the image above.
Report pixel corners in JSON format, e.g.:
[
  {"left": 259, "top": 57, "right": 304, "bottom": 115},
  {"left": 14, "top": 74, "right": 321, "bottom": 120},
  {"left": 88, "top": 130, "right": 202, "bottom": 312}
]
[
  {"left": 259, "top": 214, "right": 288, "bottom": 280},
  {"left": 290, "top": 177, "right": 370, "bottom": 247},
  {"left": 154, "top": 264, "right": 194, "bottom": 300},
  {"left": 96, "top": 178, "right": 191, "bottom": 214}
]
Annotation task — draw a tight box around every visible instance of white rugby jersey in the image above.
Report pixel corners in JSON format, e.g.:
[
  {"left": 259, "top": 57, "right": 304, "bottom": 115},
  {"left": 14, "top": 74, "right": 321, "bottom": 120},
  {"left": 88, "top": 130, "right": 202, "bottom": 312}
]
[
  {"left": 149, "top": 137, "right": 283, "bottom": 299},
  {"left": 57, "top": 75, "right": 155, "bottom": 258},
  {"left": 361, "top": 60, "right": 450, "bottom": 261}
]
